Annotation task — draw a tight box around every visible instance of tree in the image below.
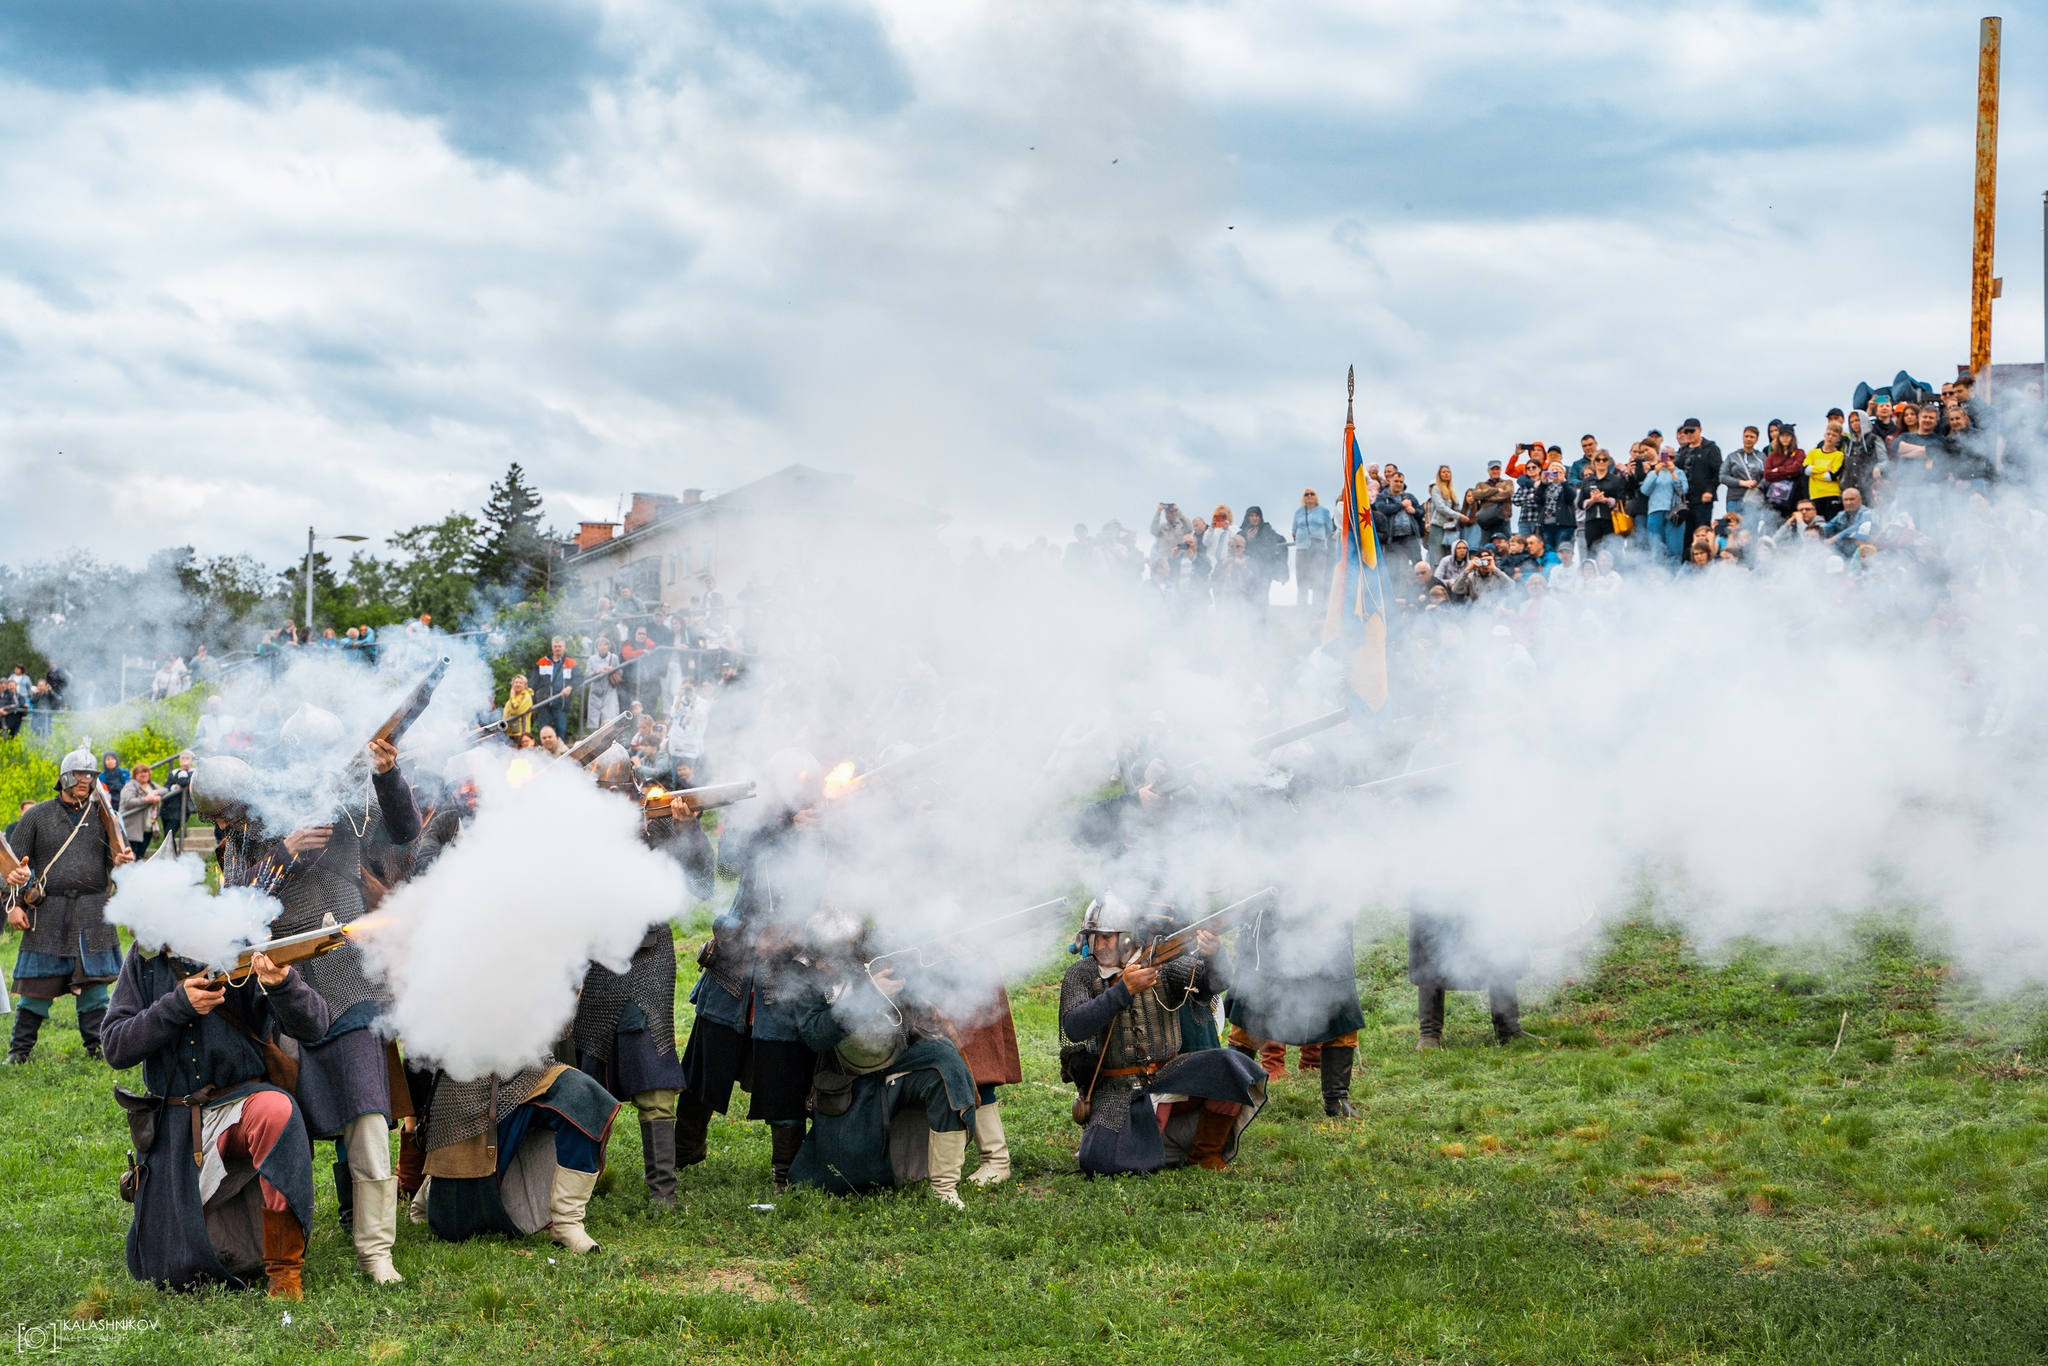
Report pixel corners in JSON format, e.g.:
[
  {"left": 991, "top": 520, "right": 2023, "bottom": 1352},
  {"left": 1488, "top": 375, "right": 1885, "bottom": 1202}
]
[
  {"left": 470, "top": 463, "right": 551, "bottom": 597},
  {"left": 387, "top": 513, "right": 481, "bottom": 625}
]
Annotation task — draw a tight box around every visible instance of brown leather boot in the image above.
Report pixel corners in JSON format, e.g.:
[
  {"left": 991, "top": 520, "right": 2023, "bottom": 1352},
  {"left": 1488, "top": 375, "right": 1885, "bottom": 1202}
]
[
  {"left": 263, "top": 1205, "right": 305, "bottom": 1299},
  {"left": 1186, "top": 1109, "right": 1235, "bottom": 1171},
  {"left": 396, "top": 1121, "right": 426, "bottom": 1201},
  {"left": 1298, "top": 1043, "right": 1322, "bottom": 1074},
  {"left": 1256, "top": 1040, "right": 1287, "bottom": 1082},
  {"left": 770, "top": 1124, "right": 804, "bottom": 1194},
  {"left": 675, "top": 1095, "right": 712, "bottom": 1169}
]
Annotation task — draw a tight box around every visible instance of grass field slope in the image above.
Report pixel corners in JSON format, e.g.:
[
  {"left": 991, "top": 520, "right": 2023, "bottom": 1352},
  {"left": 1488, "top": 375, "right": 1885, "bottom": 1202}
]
[{"left": 4, "top": 915, "right": 2046, "bottom": 1365}]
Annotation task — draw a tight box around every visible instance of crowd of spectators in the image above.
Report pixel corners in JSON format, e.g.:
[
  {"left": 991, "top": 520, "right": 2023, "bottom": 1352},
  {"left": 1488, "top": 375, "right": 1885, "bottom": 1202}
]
[{"left": 1062, "top": 370, "right": 2041, "bottom": 619}]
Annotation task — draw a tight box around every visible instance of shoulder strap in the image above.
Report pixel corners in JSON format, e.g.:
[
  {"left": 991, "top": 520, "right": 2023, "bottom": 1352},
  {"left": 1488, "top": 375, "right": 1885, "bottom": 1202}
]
[{"left": 27, "top": 802, "right": 94, "bottom": 905}]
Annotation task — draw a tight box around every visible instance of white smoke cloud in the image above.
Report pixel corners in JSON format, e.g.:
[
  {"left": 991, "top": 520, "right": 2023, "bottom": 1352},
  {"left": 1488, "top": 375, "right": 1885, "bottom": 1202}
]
[
  {"left": 361, "top": 753, "right": 689, "bottom": 1080},
  {"left": 108, "top": 851, "right": 283, "bottom": 971}
]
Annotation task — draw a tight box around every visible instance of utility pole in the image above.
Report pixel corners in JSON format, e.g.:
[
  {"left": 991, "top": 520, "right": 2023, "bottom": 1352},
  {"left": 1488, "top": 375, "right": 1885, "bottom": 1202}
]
[{"left": 1969, "top": 16, "right": 2000, "bottom": 382}]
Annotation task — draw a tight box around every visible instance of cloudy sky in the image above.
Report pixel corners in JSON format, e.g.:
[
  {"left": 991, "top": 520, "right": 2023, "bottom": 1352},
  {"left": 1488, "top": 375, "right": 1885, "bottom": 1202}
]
[{"left": 0, "top": 0, "right": 2042, "bottom": 566}]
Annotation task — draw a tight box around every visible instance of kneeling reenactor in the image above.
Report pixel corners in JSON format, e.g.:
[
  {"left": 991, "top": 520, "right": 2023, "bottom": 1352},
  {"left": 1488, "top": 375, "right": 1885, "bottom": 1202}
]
[{"left": 103, "top": 948, "right": 329, "bottom": 1297}]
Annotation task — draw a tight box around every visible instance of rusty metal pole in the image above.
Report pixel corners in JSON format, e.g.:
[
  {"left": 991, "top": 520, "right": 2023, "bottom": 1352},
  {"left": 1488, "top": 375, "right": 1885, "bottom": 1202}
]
[{"left": 1969, "top": 16, "right": 2000, "bottom": 380}]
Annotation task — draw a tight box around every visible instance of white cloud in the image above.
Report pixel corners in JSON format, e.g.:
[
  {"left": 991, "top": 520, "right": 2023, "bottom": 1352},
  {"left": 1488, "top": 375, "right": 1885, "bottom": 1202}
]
[{"left": 0, "top": 0, "right": 2040, "bottom": 566}]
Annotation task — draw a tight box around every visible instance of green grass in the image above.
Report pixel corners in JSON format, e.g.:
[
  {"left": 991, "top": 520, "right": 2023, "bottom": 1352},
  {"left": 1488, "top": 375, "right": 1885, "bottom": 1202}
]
[{"left": 6, "top": 917, "right": 2048, "bottom": 1364}]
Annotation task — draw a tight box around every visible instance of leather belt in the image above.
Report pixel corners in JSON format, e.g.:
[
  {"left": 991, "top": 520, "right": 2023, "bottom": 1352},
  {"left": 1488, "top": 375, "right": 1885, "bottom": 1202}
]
[
  {"left": 161, "top": 1078, "right": 262, "bottom": 1167},
  {"left": 1100, "top": 1063, "right": 1160, "bottom": 1079}
]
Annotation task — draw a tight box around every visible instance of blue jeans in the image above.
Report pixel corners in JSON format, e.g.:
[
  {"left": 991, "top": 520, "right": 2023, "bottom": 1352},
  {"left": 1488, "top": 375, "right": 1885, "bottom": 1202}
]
[{"left": 1647, "top": 511, "right": 1683, "bottom": 561}]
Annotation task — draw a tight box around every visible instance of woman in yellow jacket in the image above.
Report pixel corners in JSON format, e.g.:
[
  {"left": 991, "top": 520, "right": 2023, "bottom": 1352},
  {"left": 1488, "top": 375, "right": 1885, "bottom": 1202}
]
[
  {"left": 1804, "top": 431, "right": 1845, "bottom": 521},
  {"left": 502, "top": 675, "right": 535, "bottom": 738}
]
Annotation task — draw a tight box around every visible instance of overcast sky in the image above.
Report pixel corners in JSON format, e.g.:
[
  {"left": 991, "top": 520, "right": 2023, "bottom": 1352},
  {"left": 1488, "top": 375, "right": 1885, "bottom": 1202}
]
[{"left": 0, "top": 0, "right": 2042, "bottom": 567}]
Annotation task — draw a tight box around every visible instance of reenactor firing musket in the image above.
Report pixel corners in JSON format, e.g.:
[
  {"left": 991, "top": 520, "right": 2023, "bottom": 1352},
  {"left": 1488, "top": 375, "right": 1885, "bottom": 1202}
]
[
  {"left": 864, "top": 897, "right": 1071, "bottom": 976},
  {"left": 1120, "top": 888, "right": 1277, "bottom": 969},
  {"left": 193, "top": 914, "right": 385, "bottom": 987},
  {"left": 639, "top": 780, "right": 756, "bottom": 817}
]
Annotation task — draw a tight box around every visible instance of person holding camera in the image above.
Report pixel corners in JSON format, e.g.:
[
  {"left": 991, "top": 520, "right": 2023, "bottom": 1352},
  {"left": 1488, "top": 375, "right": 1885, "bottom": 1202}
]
[
  {"left": 1462, "top": 460, "right": 1514, "bottom": 549},
  {"left": 1149, "top": 502, "right": 1192, "bottom": 564},
  {"left": 1640, "top": 446, "right": 1689, "bottom": 562}
]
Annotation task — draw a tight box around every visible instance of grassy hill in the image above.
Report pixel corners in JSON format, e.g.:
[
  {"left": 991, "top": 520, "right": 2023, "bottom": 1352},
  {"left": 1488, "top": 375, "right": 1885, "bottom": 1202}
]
[{"left": 3, "top": 915, "right": 2046, "bottom": 1364}]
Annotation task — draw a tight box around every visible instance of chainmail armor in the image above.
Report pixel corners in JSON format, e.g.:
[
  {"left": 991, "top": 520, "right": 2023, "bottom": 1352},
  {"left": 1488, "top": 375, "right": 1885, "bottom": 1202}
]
[
  {"left": 573, "top": 926, "right": 678, "bottom": 1064},
  {"left": 268, "top": 805, "right": 391, "bottom": 1020},
  {"left": 422, "top": 1065, "right": 554, "bottom": 1152},
  {"left": 1058, "top": 956, "right": 1198, "bottom": 1134}
]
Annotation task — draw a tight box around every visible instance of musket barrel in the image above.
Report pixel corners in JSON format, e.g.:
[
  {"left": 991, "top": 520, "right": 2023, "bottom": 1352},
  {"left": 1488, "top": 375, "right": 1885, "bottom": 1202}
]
[
  {"left": 564, "top": 712, "right": 634, "bottom": 767},
  {"left": 1248, "top": 709, "right": 1350, "bottom": 758},
  {"left": 842, "top": 733, "right": 969, "bottom": 794}
]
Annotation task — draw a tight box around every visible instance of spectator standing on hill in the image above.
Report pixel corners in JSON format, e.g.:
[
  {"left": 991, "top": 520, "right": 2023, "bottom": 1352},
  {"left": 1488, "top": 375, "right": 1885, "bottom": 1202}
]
[
  {"left": 119, "top": 764, "right": 163, "bottom": 856},
  {"left": 1425, "top": 467, "right": 1464, "bottom": 566},
  {"left": 1238, "top": 508, "right": 1289, "bottom": 607},
  {"left": 1576, "top": 449, "right": 1629, "bottom": 553},
  {"left": 534, "top": 637, "right": 575, "bottom": 740},
  {"left": 1292, "top": 490, "right": 1336, "bottom": 607},
  {"left": 1373, "top": 472, "right": 1426, "bottom": 567},
  {"left": 1805, "top": 430, "right": 1847, "bottom": 521},
  {"left": 1722, "top": 426, "right": 1766, "bottom": 517},
  {"left": 1762, "top": 425, "right": 1806, "bottom": 521},
  {"left": 160, "top": 751, "right": 194, "bottom": 855},
  {"left": 1463, "top": 461, "right": 1514, "bottom": 548},
  {"left": 502, "top": 676, "right": 535, "bottom": 739}
]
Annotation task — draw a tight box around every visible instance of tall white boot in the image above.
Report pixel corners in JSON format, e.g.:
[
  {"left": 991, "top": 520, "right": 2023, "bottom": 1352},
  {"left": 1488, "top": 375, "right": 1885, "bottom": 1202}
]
[
  {"left": 409, "top": 1176, "right": 431, "bottom": 1225},
  {"left": 967, "top": 1105, "right": 1011, "bottom": 1186},
  {"left": 352, "top": 1177, "right": 404, "bottom": 1283},
  {"left": 549, "top": 1167, "right": 602, "bottom": 1253},
  {"left": 928, "top": 1129, "right": 968, "bottom": 1210}
]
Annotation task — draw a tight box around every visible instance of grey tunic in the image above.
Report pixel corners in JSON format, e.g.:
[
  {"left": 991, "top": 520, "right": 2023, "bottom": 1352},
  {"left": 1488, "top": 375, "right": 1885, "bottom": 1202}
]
[{"left": 10, "top": 794, "right": 121, "bottom": 962}]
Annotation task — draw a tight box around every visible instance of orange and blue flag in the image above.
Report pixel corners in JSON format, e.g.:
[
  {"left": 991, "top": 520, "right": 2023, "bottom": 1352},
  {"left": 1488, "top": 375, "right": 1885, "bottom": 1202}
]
[{"left": 1320, "top": 371, "right": 1389, "bottom": 715}]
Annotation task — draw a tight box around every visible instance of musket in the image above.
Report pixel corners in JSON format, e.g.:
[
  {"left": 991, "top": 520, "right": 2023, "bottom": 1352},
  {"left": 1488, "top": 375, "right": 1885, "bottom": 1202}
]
[
  {"left": 866, "top": 897, "right": 1071, "bottom": 974},
  {"left": 91, "top": 782, "right": 133, "bottom": 861},
  {"left": 1248, "top": 709, "right": 1350, "bottom": 758},
  {"left": 195, "top": 915, "right": 379, "bottom": 987},
  {"left": 1129, "top": 887, "right": 1277, "bottom": 968},
  {"left": 343, "top": 658, "right": 452, "bottom": 781},
  {"left": 1343, "top": 762, "right": 1462, "bottom": 796},
  {"left": 0, "top": 832, "right": 20, "bottom": 912},
  {"left": 564, "top": 712, "right": 635, "bottom": 767},
  {"left": 465, "top": 685, "right": 573, "bottom": 743},
  {"left": 831, "top": 733, "right": 970, "bottom": 799},
  {"left": 641, "top": 780, "right": 756, "bottom": 817}
]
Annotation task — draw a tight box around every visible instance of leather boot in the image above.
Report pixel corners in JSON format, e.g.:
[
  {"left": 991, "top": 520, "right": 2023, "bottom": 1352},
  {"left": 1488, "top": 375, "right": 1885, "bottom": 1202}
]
[
  {"left": 769, "top": 1124, "right": 804, "bottom": 1194},
  {"left": 1489, "top": 985, "right": 1537, "bottom": 1042},
  {"left": 641, "top": 1119, "right": 677, "bottom": 1206},
  {"left": 967, "top": 1104, "right": 1011, "bottom": 1186},
  {"left": 408, "top": 1176, "right": 432, "bottom": 1226},
  {"left": 1417, "top": 986, "right": 1445, "bottom": 1050},
  {"left": 1256, "top": 1040, "right": 1287, "bottom": 1082},
  {"left": 1298, "top": 1043, "right": 1322, "bottom": 1074},
  {"left": 927, "top": 1128, "right": 967, "bottom": 1209},
  {"left": 675, "top": 1094, "right": 711, "bottom": 1169},
  {"left": 77, "top": 1007, "right": 106, "bottom": 1060},
  {"left": 548, "top": 1167, "right": 601, "bottom": 1254},
  {"left": 333, "top": 1148, "right": 355, "bottom": 1231},
  {"left": 262, "top": 1205, "right": 306, "bottom": 1299},
  {"left": 352, "top": 1177, "right": 403, "bottom": 1283},
  {"left": 6, "top": 1008, "right": 43, "bottom": 1064},
  {"left": 1320, "top": 1045, "right": 1359, "bottom": 1118},
  {"left": 1186, "top": 1108, "right": 1235, "bottom": 1171},
  {"left": 396, "top": 1122, "right": 426, "bottom": 1202}
]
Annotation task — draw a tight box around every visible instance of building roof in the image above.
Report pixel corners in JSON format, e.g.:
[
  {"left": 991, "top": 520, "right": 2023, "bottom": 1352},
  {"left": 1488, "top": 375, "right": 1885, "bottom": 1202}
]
[{"left": 566, "top": 463, "right": 945, "bottom": 563}]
